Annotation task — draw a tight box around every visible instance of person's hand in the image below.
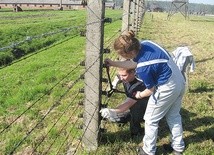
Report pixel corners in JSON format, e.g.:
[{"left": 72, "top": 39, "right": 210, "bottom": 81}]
[
  {"left": 104, "top": 58, "right": 113, "bottom": 67},
  {"left": 100, "top": 108, "right": 117, "bottom": 118},
  {"left": 135, "top": 91, "right": 142, "bottom": 99},
  {"left": 100, "top": 108, "right": 120, "bottom": 122}
]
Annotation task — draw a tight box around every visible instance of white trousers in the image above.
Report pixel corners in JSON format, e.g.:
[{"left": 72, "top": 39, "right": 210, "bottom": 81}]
[{"left": 143, "top": 60, "right": 185, "bottom": 155}]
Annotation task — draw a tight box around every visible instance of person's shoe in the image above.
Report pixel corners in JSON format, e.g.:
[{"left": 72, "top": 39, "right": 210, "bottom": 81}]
[
  {"left": 163, "top": 144, "right": 183, "bottom": 155},
  {"left": 136, "top": 147, "right": 148, "bottom": 155}
]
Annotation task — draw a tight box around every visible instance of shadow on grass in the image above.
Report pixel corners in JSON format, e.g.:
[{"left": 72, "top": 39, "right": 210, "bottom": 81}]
[
  {"left": 158, "top": 108, "right": 214, "bottom": 150},
  {"left": 195, "top": 56, "right": 214, "bottom": 64},
  {"left": 99, "top": 108, "right": 214, "bottom": 154},
  {"left": 98, "top": 125, "right": 141, "bottom": 155},
  {"left": 99, "top": 124, "right": 143, "bottom": 145},
  {"left": 189, "top": 87, "right": 214, "bottom": 93},
  {"left": 155, "top": 108, "right": 214, "bottom": 154},
  {"left": 181, "top": 108, "right": 214, "bottom": 147},
  {"left": 190, "top": 19, "right": 214, "bottom": 23}
]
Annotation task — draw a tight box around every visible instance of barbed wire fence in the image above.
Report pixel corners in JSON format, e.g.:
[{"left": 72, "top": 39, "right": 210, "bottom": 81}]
[{"left": 0, "top": 0, "right": 146, "bottom": 154}]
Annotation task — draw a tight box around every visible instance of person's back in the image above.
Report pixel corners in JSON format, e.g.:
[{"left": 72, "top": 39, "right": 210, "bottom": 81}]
[{"left": 135, "top": 40, "right": 185, "bottom": 89}]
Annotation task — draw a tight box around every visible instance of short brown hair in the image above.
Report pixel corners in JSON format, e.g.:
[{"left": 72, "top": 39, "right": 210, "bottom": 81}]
[
  {"left": 114, "top": 30, "right": 140, "bottom": 58},
  {"left": 118, "top": 67, "right": 135, "bottom": 74}
]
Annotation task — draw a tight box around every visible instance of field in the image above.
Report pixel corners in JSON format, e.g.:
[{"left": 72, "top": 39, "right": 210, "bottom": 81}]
[{"left": 0, "top": 8, "right": 214, "bottom": 155}]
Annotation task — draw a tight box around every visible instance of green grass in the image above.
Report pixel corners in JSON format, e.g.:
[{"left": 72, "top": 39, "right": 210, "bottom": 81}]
[{"left": 0, "top": 10, "right": 213, "bottom": 155}]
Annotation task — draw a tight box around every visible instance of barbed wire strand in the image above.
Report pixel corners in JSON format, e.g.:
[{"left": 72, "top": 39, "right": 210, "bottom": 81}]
[
  {"left": 0, "top": 62, "right": 83, "bottom": 134},
  {"left": 31, "top": 90, "right": 83, "bottom": 154},
  {"left": 55, "top": 100, "right": 84, "bottom": 155},
  {"left": 42, "top": 100, "right": 82, "bottom": 155},
  {"left": 8, "top": 73, "right": 85, "bottom": 154}
]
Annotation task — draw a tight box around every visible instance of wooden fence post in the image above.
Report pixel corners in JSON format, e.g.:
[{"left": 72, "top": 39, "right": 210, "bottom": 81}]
[{"left": 82, "top": 0, "right": 105, "bottom": 151}]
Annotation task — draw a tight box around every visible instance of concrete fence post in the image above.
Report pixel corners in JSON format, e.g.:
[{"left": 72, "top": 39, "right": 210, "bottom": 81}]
[
  {"left": 121, "top": 0, "right": 131, "bottom": 33},
  {"left": 82, "top": 0, "right": 105, "bottom": 151}
]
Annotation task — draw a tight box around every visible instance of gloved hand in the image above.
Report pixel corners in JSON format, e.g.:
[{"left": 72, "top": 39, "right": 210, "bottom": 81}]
[{"left": 100, "top": 108, "right": 120, "bottom": 122}]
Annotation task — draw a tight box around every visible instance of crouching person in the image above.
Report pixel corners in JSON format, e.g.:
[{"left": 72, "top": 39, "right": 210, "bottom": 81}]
[{"left": 100, "top": 68, "right": 149, "bottom": 137}]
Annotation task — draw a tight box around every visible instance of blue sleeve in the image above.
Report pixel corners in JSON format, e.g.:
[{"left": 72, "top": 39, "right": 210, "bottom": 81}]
[{"left": 136, "top": 66, "right": 155, "bottom": 89}]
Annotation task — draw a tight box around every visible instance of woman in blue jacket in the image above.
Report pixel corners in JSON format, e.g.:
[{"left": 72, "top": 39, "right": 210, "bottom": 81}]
[{"left": 105, "top": 30, "right": 185, "bottom": 155}]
